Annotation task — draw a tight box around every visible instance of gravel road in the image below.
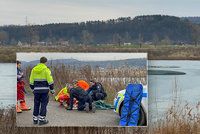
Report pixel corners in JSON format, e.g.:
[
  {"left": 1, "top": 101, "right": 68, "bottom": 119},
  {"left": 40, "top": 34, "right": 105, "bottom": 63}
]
[{"left": 16, "top": 95, "right": 119, "bottom": 127}]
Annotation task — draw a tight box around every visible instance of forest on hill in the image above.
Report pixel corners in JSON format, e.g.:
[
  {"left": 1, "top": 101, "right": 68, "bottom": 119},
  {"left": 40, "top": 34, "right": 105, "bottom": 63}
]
[
  {"left": 182, "top": 17, "right": 200, "bottom": 24},
  {"left": 0, "top": 15, "right": 200, "bottom": 46}
]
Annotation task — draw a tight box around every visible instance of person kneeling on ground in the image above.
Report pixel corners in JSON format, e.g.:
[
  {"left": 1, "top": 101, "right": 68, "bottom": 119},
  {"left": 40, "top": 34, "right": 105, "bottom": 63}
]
[
  {"left": 88, "top": 80, "right": 107, "bottom": 101},
  {"left": 67, "top": 83, "right": 95, "bottom": 113},
  {"left": 72, "top": 79, "right": 90, "bottom": 91}
]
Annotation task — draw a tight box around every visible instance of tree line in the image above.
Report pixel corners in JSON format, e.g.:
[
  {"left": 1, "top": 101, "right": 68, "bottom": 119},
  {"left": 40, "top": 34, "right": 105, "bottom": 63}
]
[{"left": 0, "top": 15, "right": 200, "bottom": 46}]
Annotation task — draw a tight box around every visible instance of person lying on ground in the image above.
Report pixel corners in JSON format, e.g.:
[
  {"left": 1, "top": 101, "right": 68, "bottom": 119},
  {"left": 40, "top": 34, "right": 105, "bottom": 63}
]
[
  {"left": 87, "top": 80, "right": 107, "bottom": 101},
  {"left": 66, "top": 83, "right": 95, "bottom": 113}
]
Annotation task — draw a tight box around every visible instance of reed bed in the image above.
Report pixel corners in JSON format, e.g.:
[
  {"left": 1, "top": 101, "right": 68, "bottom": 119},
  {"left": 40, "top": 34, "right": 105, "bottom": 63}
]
[
  {"left": 1, "top": 45, "right": 200, "bottom": 63},
  {"left": 0, "top": 102, "right": 200, "bottom": 134},
  {"left": 1, "top": 64, "right": 199, "bottom": 133},
  {"left": 23, "top": 64, "right": 147, "bottom": 103},
  {"left": 0, "top": 107, "right": 15, "bottom": 134},
  {"left": 150, "top": 102, "right": 200, "bottom": 134}
]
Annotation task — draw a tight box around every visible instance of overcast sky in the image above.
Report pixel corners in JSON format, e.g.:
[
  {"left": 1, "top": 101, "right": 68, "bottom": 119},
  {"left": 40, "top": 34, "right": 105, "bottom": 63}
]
[
  {"left": 0, "top": 0, "right": 199, "bottom": 26},
  {"left": 17, "top": 53, "right": 147, "bottom": 62}
]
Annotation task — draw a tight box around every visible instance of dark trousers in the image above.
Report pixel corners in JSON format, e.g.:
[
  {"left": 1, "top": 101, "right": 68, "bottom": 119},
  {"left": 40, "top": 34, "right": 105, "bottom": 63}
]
[
  {"left": 91, "top": 90, "right": 105, "bottom": 101},
  {"left": 33, "top": 93, "right": 49, "bottom": 117},
  {"left": 78, "top": 96, "right": 92, "bottom": 111},
  {"left": 69, "top": 89, "right": 92, "bottom": 111}
]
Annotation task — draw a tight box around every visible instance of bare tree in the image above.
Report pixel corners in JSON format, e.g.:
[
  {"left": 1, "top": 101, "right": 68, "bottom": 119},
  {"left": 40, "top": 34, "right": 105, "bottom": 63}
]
[
  {"left": 81, "top": 30, "right": 94, "bottom": 45},
  {"left": 153, "top": 33, "right": 159, "bottom": 48},
  {"left": 138, "top": 33, "right": 143, "bottom": 48},
  {"left": 191, "top": 25, "right": 200, "bottom": 47},
  {"left": 160, "top": 36, "right": 172, "bottom": 46},
  {"left": 113, "top": 33, "right": 122, "bottom": 46},
  {"left": 0, "top": 31, "right": 9, "bottom": 45},
  {"left": 31, "top": 34, "right": 40, "bottom": 44},
  {"left": 124, "top": 32, "right": 131, "bottom": 43}
]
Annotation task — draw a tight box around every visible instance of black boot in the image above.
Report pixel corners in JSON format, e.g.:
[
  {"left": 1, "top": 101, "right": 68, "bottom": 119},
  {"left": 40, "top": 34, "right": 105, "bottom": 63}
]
[
  {"left": 91, "top": 102, "right": 96, "bottom": 113},
  {"left": 39, "top": 119, "right": 49, "bottom": 125},
  {"left": 38, "top": 116, "right": 49, "bottom": 125},
  {"left": 84, "top": 103, "right": 89, "bottom": 113},
  {"left": 33, "top": 116, "right": 38, "bottom": 125}
]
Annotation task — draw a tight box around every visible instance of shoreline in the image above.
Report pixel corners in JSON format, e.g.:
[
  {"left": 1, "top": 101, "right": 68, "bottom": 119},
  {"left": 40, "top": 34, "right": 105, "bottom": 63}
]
[{"left": 1, "top": 46, "right": 200, "bottom": 62}]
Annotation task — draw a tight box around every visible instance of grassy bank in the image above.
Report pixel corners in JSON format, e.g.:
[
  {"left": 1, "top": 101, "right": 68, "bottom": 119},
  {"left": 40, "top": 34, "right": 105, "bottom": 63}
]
[
  {"left": 23, "top": 65, "right": 147, "bottom": 103},
  {"left": 1, "top": 102, "right": 199, "bottom": 134},
  {"left": 1, "top": 45, "right": 200, "bottom": 62},
  {"left": 150, "top": 102, "right": 200, "bottom": 134},
  {"left": 0, "top": 108, "right": 15, "bottom": 134},
  {"left": 1, "top": 75, "right": 199, "bottom": 133}
]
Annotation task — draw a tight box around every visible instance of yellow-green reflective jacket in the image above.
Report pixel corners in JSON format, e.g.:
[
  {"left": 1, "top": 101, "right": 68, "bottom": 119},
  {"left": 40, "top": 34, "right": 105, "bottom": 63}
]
[{"left": 29, "top": 63, "right": 54, "bottom": 93}]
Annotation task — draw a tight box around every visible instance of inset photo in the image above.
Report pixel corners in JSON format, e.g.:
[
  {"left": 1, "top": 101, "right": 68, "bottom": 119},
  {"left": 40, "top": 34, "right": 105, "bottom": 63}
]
[{"left": 16, "top": 53, "right": 148, "bottom": 127}]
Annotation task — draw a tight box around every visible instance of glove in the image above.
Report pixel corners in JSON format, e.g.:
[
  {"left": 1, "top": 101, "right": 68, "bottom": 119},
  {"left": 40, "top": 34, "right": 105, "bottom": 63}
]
[{"left": 50, "top": 89, "right": 55, "bottom": 95}]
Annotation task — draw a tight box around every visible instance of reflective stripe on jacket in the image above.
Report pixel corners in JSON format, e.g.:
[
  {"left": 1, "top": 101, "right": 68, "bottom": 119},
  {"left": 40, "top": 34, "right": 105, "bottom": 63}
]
[{"left": 29, "top": 63, "right": 54, "bottom": 93}]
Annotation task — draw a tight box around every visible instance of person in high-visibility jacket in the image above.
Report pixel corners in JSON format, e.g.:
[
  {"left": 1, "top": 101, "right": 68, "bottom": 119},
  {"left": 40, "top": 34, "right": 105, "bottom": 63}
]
[
  {"left": 29, "top": 57, "right": 55, "bottom": 125},
  {"left": 55, "top": 86, "right": 78, "bottom": 109}
]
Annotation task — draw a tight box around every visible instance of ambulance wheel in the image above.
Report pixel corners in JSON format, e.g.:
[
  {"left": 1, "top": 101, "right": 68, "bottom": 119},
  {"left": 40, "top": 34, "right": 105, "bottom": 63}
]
[
  {"left": 137, "top": 105, "right": 147, "bottom": 126},
  {"left": 119, "top": 101, "right": 124, "bottom": 116}
]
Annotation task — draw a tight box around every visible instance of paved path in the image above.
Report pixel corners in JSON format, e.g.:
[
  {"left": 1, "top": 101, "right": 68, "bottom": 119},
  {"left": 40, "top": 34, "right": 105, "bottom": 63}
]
[{"left": 16, "top": 95, "right": 119, "bottom": 127}]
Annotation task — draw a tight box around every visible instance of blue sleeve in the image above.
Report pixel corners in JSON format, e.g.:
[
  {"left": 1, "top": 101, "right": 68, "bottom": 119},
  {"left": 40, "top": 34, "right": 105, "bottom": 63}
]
[
  {"left": 69, "top": 89, "right": 74, "bottom": 109},
  {"left": 49, "top": 83, "right": 54, "bottom": 91}
]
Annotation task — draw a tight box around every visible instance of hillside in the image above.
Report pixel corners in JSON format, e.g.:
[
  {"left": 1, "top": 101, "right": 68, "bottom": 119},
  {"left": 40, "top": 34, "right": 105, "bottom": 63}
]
[
  {"left": 0, "top": 15, "right": 200, "bottom": 46},
  {"left": 182, "top": 17, "right": 200, "bottom": 24},
  {"left": 21, "top": 58, "right": 147, "bottom": 69}
]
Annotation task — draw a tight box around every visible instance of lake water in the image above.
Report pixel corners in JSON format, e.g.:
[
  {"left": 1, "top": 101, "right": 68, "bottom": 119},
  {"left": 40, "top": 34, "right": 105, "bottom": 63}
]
[
  {"left": 148, "top": 60, "right": 200, "bottom": 120},
  {"left": 0, "top": 63, "right": 16, "bottom": 107},
  {"left": 0, "top": 61, "right": 200, "bottom": 119}
]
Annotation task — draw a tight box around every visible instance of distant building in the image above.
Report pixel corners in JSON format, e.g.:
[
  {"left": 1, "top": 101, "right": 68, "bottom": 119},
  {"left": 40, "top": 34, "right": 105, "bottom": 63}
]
[
  {"left": 144, "top": 41, "right": 152, "bottom": 45},
  {"left": 123, "top": 42, "right": 131, "bottom": 46},
  {"left": 36, "top": 41, "right": 47, "bottom": 45},
  {"left": 60, "top": 41, "right": 69, "bottom": 46}
]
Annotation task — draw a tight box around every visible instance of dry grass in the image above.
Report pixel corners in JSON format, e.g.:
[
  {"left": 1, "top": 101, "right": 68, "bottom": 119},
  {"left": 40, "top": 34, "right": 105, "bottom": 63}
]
[
  {"left": 1, "top": 45, "right": 200, "bottom": 62},
  {"left": 149, "top": 78, "right": 200, "bottom": 134},
  {"left": 1, "top": 46, "right": 200, "bottom": 133},
  {"left": 23, "top": 64, "right": 147, "bottom": 103},
  {"left": 1, "top": 102, "right": 200, "bottom": 134},
  {"left": 1, "top": 79, "right": 200, "bottom": 134},
  {"left": 150, "top": 102, "right": 200, "bottom": 134},
  {"left": 0, "top": 107, "right": 15, "bottom": 134}
]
